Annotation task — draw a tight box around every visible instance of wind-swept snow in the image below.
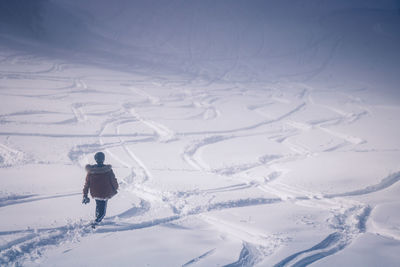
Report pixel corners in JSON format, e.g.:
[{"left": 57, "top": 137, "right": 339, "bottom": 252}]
[{"left": 1, "top": 0, "right": 400, "bottom": 266}]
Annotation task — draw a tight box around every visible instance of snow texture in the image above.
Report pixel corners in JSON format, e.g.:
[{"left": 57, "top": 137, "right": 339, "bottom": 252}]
[{"left": 1, "top": 0, "right": 400, "bottom": 266}]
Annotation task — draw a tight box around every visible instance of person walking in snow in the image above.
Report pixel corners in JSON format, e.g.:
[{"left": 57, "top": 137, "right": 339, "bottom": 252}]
[{"left": 82, "top": 152, "right": 118, "bottom": 226}]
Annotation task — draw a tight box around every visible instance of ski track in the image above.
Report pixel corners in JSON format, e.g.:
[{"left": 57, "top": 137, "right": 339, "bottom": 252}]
[
  {"left": 0, "top": 222, "right": 96, "bottom": 266},
  {"left": 1, "top": 51, "right": 398, "bottom": 266},
  {"left": 178, "top": 102, "right": 307, "bottom": 136},
  {"left": 273, "top": 205, "right": 372, "bottom": 267},
  {"left": 224, "top": 242, "right": 263, "bottom": 267},
  {"left": 0, "top": 173, "right": 385, "bottom": 267},
  {"left": 182, "top": 135, "right": 232, "bottom": 171},
  {"left": 0, "top": 196, "right": 283, "bottom": 265},
  {"left": 0, "top": 81, "right": 390, "bottom": 266},
  {"left": 324, "top": 171, "right": 400, "bottom": 199},
  {"left": 0, "top": 193, "right": 81, "bottom": 208},
  {"left": 182, "top": 248, "right": 216, "bottom": 267},
  {"left": 130, "top": 108, "right": 176, "bottom": 142}
]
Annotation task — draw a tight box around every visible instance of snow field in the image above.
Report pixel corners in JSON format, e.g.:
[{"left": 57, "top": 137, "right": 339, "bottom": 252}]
[
  {"left": 1, "top": 1, "right": 400, "bottom": 266},
  {"left": 1, "top": 51, "right": 399, "bottom": 266}
]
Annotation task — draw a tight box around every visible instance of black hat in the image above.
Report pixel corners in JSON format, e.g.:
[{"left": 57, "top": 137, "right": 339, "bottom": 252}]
[{"left": 94, "top": 152, "right": 105, "bottom": 163}]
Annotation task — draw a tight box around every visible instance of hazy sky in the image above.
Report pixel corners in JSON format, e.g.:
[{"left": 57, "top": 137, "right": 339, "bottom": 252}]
[{"left": 1, "top": 0, "right": 400, "bottom": 93}]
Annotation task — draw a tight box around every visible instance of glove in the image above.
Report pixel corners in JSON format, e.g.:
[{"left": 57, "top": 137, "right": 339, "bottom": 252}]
[{"left": 82, "top": 196, "right": 90, "bottom": 204}]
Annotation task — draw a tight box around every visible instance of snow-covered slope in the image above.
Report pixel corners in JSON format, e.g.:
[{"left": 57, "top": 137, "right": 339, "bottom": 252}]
[{"left": 1, "top": 1, "right": 400, "bottom": 266}]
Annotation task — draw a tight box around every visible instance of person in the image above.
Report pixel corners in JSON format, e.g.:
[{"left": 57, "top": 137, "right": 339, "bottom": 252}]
[{"left": 82, "top": 152, "right": 118, "bottom": 226}]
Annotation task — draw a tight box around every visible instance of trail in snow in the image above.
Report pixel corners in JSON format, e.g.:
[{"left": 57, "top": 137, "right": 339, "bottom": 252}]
[
  {"left": 0, "top": 192, "right": 81, "bottom": 208},
  {"left": 182, "top": 248, "right": 216, "bottom": 267},
  {"left": 2, "top": 9, "right": 400, "bottom": 264},
  {"left": 273, "top": 206, "right": 372, "bottom": 267},
  {"left": 325, "top": 171, "right": 400, "bottom": 198},
  {"left": 224, "top": 243, "right": 263, "bottom": 267},
  {"left": 1, "top": 74, "right": 395, "bottom": 266},
  {"left": 0, "top": 195, "right": 281, "bottom": 265},
  {"left": 0, "top": 166, "right": 392, "bottom": 266}
]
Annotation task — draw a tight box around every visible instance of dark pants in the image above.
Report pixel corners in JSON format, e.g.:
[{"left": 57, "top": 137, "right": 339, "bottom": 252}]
[{"left": 95, "top": 199, "right": 108, "bottom": 223}]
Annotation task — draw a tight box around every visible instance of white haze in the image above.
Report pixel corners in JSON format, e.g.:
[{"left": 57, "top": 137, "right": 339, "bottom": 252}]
[{"left": 0, "top": 0, "right": 400, "bottom": 266}]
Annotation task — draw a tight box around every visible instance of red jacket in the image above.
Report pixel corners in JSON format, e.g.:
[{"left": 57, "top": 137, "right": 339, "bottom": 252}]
[{"left": 83, "top": 164, "right": 119, "bottom": 199}]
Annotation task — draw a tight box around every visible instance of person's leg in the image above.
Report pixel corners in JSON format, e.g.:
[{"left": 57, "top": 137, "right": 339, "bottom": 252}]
[{"left": 95, "top": 199, "right": 108, "bottom": 223}]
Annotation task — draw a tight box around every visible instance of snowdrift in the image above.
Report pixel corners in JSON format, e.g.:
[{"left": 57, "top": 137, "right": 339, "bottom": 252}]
[{"left": 1, "top": 0, "right": 400, "bottom": 266}]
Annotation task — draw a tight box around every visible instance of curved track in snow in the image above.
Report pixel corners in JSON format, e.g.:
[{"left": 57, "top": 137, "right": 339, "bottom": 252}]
[{"left": 1, "top": 1, "right": 400, "bottom": 266}]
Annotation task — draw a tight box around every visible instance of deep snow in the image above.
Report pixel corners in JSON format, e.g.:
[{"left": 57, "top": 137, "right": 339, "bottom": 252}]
[{"left": 1, "top": 1, "right": 400, "bottom": 266}]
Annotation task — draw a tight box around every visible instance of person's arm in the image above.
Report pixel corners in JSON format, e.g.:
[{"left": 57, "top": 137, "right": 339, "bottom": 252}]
[
  {"left": 109, "top": 170, "right": 119, "bottom": 191},
  {"left": 83, "top": 173, "right": 90, "bottom": 197}
]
